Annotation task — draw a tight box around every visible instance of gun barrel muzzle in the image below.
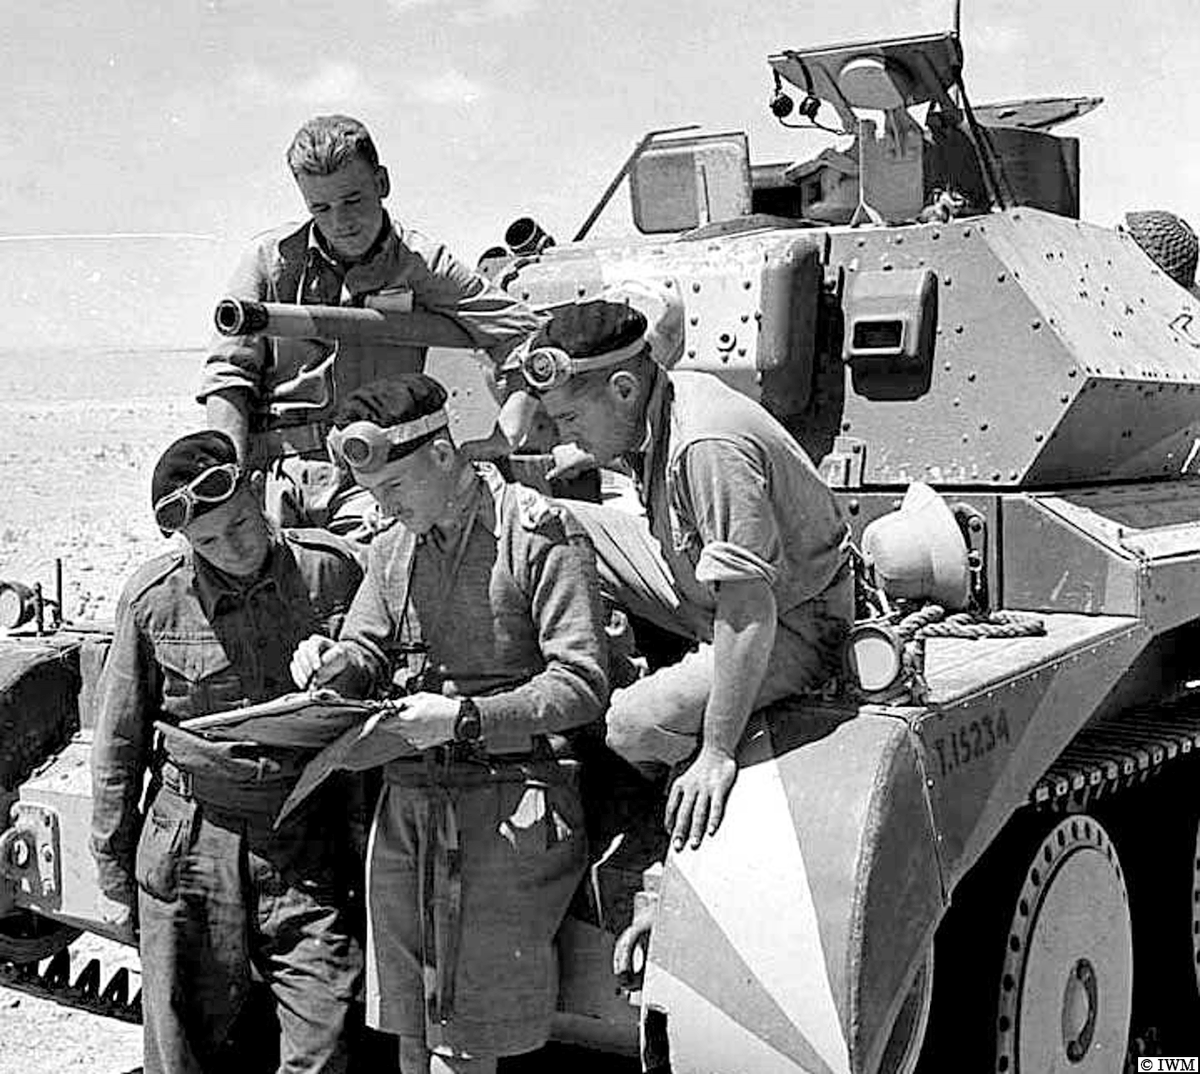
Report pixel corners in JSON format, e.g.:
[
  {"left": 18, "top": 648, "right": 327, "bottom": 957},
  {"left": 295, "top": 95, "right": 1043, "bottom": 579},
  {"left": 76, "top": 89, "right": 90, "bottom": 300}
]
[
  {"left": 214, "top": 298, "right": 269, "bottom": 336},
  {"left": 211, "top": 297, "right": 477, "bottom": 349}
]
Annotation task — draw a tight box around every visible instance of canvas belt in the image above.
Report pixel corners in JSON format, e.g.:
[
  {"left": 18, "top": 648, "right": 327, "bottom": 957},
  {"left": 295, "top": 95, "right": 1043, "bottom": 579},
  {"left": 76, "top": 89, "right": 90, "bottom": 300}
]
[
  {"left": 381, "top": 735, "right": 560, "bottom": 788},
  {"left": 423, "top": 773, "right": 461, "bottom": 1025}
]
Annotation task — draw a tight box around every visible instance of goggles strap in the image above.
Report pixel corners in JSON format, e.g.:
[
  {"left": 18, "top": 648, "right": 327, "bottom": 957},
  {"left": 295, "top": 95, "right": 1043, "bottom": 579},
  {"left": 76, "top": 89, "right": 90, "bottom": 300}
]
[
  {"left": 328, "top": 410, "right": 452, "bottom": 471},
  {"left": 518, "top": 335, "right": 646, "bottom": 390},
  {"left": 389, "top": 410, "right": 450, "bottom": 444},
  {"left": 330, "top": 411, "right": 450, "bottom": 451},
  {"left": 564, "top": 337, "right": 647, "bottom": 372}
]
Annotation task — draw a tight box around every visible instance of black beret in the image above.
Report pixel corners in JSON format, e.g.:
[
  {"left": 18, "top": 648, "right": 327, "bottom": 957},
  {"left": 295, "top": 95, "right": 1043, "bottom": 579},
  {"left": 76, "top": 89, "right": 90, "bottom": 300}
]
[
  {"left": 150, "top": 430, "right": 238, "bottom": 520},
  {"left": 537, "top": 298, "right": 648, "bottom": 359},
  {"left": 333, "top": 374, "right": 448, "bottom": 429}
]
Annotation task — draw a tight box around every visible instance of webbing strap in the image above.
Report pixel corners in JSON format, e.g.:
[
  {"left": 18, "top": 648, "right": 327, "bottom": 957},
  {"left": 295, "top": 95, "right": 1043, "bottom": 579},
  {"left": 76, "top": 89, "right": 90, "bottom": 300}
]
[{"left": 420, "top": 767, "right": 463, "bottom": 1026}]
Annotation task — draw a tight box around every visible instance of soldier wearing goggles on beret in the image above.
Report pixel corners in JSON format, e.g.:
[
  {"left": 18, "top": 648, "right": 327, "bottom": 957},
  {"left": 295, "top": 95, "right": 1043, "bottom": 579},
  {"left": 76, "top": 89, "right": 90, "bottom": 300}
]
[
  {"left": 513, "top": 293, "right": 853, "bottom": 854},
  {"left": 90, "top": 431, "right": 365, "bottom": 1074},
  {"left": 289, "top": 374, "right": 608, "bottom": 1074},
  {"left": 198, "top": 114, "right": 543, "bottom": 543}
]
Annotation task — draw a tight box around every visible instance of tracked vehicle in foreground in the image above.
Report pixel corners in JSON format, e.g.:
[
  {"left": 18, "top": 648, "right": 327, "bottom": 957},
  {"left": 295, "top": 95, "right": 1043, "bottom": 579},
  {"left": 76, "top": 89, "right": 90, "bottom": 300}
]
[{"left": 5, "top": 19, "right": 1200, "bottom": 1074}]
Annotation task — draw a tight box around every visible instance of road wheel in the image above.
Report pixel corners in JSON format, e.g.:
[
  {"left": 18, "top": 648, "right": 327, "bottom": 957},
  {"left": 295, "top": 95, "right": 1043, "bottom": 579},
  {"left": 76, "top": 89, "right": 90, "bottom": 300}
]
[
  {"left": 994, "top": 815, "right": 1132, "bottom": 1073},
  {"left": 1088, "top": 765, "right": 1200, "bottom": 1055}
]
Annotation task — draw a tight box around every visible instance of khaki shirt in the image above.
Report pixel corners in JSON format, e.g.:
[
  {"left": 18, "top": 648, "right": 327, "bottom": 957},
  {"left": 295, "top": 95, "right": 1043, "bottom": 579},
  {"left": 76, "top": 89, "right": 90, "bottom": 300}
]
[
  {"left": 198, "top": 215, "right": 542, "bottom": 434},
  {"left": 90, "top": 529, "right": 362, "bottom": 898},
  {"left": 634, "top": 369, "right": 850, "bottom": 640},
  {"left": 333, "top": 466, "right": 609, "bottom": 755}
]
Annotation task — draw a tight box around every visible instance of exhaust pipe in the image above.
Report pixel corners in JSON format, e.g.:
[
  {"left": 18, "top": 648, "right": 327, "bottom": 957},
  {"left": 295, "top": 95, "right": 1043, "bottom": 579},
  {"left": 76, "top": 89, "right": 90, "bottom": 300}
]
[{"left": 504, "top": 217, "right": 556, "bottom": 257}]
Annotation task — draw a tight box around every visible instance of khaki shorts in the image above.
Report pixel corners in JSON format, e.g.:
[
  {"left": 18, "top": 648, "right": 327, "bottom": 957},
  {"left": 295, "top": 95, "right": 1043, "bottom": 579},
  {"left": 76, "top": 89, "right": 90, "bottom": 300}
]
[
  {"left": 606, "top": 564, "right": 855, "bottom": 768},
  {"left": 364, "top": 759, "right": 587, "bottom": 1057}
]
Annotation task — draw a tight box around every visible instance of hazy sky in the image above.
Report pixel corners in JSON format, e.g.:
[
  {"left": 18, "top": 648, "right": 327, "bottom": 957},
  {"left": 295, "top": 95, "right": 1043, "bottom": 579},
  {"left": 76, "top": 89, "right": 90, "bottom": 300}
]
[{"left": 4, "top": 0, "right": 1198, "bottom": 347}]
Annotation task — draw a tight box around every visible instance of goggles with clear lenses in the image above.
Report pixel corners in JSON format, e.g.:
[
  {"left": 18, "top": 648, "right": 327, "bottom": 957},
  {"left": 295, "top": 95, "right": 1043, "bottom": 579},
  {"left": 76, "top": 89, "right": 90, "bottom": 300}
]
[
  {"left": 327, "top": 411, "right": 450, "bottom": 473},
  {"left": 153, "top": 462, "right": 241, "bottom": 534},
  {"left": 517, "top": 337, "right": 647, "bottom": 392}
]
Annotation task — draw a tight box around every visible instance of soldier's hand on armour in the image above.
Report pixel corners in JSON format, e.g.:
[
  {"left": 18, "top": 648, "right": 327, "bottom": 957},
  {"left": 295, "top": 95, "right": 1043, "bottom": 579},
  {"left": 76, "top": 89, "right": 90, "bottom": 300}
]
[{"left": 665, "top": 744, "right": 738, "bottom": 852}]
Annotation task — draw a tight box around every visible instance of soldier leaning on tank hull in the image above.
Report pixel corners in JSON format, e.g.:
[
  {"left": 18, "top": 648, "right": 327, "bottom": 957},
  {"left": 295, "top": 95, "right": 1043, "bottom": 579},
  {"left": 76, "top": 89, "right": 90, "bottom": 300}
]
[
  {"left": 512, "top": 294, "right": 854, "bottom": 854},
  {"left": 89, "top": 431, "right": 365, "bottom": 1074},
  {"left": 198, "top": 114, "right": 543, "bottom": 543},
  {"left": 289, "top": 375, "right": 609, "bottom": 1074}
]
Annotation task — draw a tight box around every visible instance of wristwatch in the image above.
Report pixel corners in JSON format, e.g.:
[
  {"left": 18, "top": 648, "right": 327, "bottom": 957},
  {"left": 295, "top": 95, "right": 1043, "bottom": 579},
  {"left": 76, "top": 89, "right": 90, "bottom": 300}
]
[{"left": 453, "top": 697, "right": 483, "bottom": 744}]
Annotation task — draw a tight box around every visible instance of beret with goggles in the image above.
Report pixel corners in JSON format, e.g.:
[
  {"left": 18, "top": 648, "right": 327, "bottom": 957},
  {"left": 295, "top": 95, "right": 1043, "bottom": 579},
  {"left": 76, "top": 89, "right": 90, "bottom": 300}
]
[
  {"left": 326, "top": 374, "right": 452, "bottom": 474},
  {"left": 512, "top": 298, "right": 650, "bottom": 392},
  {"left": 151, "top": 431, "right": 243, "bottom": 535}
]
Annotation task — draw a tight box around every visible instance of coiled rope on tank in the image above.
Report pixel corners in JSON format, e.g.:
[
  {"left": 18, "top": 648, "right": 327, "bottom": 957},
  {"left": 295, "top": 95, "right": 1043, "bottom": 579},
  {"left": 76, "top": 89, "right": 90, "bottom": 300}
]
[{"left": 896, "top": 605, "right": 1046, "bottom": 641}]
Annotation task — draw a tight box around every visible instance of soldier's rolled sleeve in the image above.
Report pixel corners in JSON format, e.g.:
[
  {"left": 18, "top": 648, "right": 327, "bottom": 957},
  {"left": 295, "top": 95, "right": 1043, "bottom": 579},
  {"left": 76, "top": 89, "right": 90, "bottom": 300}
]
[
  {"left": 90, "top": 588, "right": 158, "bottom": 899},
  {"left": 677, "top": 438, "right": 782, "bottom": 588},
  {"left": 403, "top": 232, "right": 543, "bottom": 360},
  {"left": 197, "top": 239, "right": 272, "bottom": 405},
  {"left": 474, "top": 521, "right": 609, "bottom": 753}
]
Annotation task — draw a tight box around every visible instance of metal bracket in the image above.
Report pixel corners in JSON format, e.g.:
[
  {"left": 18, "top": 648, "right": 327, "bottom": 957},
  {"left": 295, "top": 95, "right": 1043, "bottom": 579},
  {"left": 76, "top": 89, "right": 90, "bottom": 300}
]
[
  {"left": 952, "top": 502, "right": 990, "bottom": 612},
  {"left": 1, "top": 803, "right": 61, "bottom": 898},
  {"left": 820, "top": 434, "right": 867, "bottom": 488}
]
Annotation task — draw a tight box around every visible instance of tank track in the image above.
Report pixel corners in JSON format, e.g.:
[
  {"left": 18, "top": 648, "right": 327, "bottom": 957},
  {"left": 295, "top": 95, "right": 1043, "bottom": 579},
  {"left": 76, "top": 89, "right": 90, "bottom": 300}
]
[
  {"left": 0, "top": 947, "right": 142, "bottom": 1023},
  {"left": 1030, "top": 693, "right": 1200, "bottom": 813}
]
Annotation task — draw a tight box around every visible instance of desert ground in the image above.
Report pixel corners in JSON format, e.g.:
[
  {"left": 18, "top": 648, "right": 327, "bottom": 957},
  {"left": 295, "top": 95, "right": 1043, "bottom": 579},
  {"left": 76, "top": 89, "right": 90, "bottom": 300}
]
[
  {"left": 0, "top": 347, "right": 199, "bottom": 1074},
  {"left": 0, "top": 347, "right": 198, "bottom": 623}
]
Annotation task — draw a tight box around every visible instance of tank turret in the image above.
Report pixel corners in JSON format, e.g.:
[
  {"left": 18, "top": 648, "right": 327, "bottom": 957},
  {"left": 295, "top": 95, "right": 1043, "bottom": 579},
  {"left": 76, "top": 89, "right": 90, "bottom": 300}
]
[{"left": 486, "top": 21, "right": 1200, "bottom": 1074}]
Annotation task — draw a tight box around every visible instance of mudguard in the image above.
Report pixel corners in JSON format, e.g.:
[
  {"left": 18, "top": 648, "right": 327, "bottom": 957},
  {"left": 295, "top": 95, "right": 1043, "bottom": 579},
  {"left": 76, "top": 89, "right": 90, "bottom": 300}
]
[{"left": 641, "top": 706, "right": 942, "bottom": 1074}]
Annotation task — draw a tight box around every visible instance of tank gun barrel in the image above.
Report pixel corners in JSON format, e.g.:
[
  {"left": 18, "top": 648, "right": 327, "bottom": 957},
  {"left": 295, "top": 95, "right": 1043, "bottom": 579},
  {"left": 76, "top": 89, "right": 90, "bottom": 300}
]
[{"left": 213, "top": 297, "right": 477, "bottom": 350}]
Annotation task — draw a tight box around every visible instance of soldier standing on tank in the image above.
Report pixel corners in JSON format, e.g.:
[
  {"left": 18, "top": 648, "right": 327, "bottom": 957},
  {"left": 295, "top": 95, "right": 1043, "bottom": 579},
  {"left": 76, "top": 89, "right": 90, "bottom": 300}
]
[
  {"left": 513, "top": 295, "right": 854, "bottom": 852},
  {"left": 90, "top": 430, "right": 364, "bottom": 1074},
  {"left": 198, "top": 114, "right": 543, "bottom": 542},
  {"left": 289, "top": 375, "right": 608, "bottom": 1074}
]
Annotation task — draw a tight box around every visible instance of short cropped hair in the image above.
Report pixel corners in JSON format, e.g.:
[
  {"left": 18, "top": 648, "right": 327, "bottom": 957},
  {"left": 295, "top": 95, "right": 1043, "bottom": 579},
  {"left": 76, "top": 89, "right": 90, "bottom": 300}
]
[{"left": 287, "top": 115, "right": 381, "bottom": 177}]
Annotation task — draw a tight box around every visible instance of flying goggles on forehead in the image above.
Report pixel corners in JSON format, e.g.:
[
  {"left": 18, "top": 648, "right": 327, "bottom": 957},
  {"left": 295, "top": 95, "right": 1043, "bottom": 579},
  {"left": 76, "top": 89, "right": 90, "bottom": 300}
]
[
  {"left": 516, "top": 337, "right": 646, "bottom": 392},
  {"left": 153, "top": 463, "right": 242, "bottom": 534},
  {"left": 326, "top": 411, "right": 450, "bottom": 473}
]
